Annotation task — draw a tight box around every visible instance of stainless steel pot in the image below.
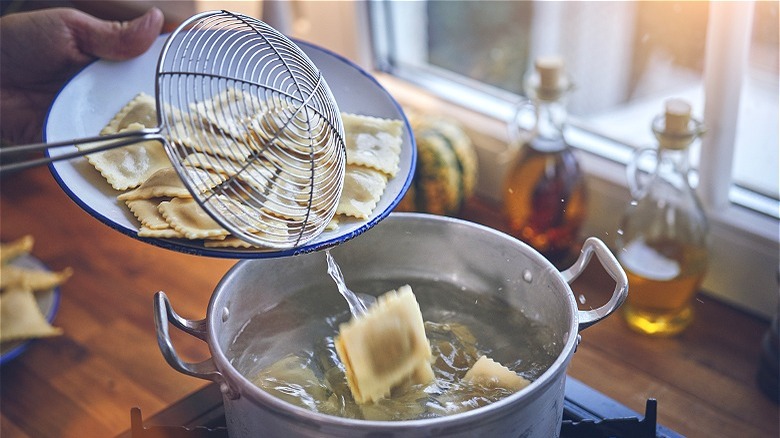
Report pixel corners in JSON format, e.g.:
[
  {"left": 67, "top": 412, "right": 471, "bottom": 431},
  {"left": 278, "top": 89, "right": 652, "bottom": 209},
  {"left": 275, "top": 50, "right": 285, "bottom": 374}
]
[{"left": 155, "top": 213, "right": 627, "bottom": 438}]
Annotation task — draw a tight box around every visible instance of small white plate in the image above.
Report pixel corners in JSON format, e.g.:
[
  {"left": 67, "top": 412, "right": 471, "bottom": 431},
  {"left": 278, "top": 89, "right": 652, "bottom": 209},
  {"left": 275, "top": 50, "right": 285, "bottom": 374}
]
[
  {"left": 0, "top": 255, "right": 61, "bottom": 365},
  {"left": 45, "top": 36, "right": 415, "bottom": 259}
]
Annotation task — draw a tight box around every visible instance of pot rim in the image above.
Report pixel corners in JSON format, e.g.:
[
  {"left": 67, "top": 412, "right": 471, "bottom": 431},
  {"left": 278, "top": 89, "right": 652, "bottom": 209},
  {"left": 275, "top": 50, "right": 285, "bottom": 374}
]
[{"left": 207, "top": 213, "right": 581, "bottom": 428}]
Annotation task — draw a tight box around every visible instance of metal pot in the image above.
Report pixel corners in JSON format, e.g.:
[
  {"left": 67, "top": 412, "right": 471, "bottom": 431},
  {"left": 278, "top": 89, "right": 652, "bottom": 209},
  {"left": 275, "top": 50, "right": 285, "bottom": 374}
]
[{"left": 155, "top": 213, "right": 627, "bottom": 437}]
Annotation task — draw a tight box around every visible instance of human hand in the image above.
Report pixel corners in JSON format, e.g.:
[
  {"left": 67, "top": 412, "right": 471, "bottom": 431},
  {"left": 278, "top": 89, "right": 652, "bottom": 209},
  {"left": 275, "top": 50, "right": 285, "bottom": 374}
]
[{"left": 0, "top": 7, "right": 164, "bottom": 145}]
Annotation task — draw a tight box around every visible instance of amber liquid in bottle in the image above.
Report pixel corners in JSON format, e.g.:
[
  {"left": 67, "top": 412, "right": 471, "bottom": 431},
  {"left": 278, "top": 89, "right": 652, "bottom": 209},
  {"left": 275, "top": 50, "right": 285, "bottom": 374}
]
[
  {"left": 617, "top": 98, "right": 708, "bottom": 337},
  {"left": 504, "top": 136, "right": 587, "bottom": 267},
  {"left": 619, "top": 238, "right": 707, "bottom": 336}
]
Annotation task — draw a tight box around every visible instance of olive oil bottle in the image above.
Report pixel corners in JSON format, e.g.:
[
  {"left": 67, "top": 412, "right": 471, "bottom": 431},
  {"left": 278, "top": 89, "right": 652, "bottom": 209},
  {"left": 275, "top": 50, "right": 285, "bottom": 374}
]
[
  {"left": 504, "top": 57, "right": 587, "bottom": 268},
  {"left": 616, "top": 99, "right": 708, "bottom": 336}
]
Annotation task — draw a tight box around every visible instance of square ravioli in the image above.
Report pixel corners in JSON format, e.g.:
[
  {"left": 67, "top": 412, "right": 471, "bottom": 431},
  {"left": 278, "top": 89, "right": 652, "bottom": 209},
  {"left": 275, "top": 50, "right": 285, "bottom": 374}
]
[
  {"left": 125, "top": 198, "right": 171, "bottom": 230},
  {"left": 170, "top": 116, "right": 255, "bottom": 163},
  {"left": 336, "top": 165, "right": 388, "bottom": 220},
  {"left": 463, "top": 355, "right": 530, "bottom": 392},
  {"left": 342, "top": 113, "right": 403, "bottom": 177},
  {"left": 79, "top": 122, "right": 171, "bottom": 191},
  {"left": 157, "top": 197, "right": 230, "bottom": 240},
  {"left": 190, "top": 87, "right": 265, "bottom": 139},
  {"left": 100, "top": 92, "right": 158, "bottom": 135},
  {"left": 335, "top": 285, "right": 434, "bottom": 404},
  {"left": 116, "top": 167, "right": 220, "bottom": 201}
]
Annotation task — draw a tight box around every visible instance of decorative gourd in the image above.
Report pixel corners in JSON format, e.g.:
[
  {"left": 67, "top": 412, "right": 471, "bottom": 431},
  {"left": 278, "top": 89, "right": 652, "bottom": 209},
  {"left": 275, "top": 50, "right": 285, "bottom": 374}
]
[{"left": 397, "top": 111, "right": 478, "bottom": 216}]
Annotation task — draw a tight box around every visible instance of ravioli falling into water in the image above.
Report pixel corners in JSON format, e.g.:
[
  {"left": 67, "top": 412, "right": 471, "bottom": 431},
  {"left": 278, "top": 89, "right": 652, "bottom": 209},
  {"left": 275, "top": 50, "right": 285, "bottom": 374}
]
[{"left": 335, "top": 285, "right": 434, "bottom": 404}]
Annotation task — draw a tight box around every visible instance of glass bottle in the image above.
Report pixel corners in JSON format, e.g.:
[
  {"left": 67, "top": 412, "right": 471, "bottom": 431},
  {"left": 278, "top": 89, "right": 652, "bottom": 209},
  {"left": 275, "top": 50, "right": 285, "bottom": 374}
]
[
  {"left": 504, "top": 56, "right": 587, "bottom": 268},
  {"left": 616, "top": 99, "right": 708, "bottom": 337}
]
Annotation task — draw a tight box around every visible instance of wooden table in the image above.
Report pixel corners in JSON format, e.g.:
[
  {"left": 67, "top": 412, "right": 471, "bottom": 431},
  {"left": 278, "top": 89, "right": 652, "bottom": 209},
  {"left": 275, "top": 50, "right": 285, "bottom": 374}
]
[{"left": 1, "top": 166, "right": 777, "bottom": 437}]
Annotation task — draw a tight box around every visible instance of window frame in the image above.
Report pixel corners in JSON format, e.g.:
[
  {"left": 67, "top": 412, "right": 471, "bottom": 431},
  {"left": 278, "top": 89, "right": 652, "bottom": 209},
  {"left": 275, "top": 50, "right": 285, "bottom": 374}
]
[{"left": 283, "top": 0, "right": 779, "bottom": 319}]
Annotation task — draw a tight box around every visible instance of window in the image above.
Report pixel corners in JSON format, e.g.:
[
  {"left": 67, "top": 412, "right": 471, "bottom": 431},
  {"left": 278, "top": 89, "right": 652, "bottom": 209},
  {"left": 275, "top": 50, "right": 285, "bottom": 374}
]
[
  {"left": 372, "top": 1, "right": 778, "bottom": 215},
  {"left": 731, "top": 0, "right": 779, "bottom": 215},
  {"left": 284, "top": 1, "right": 779, "bottom": 318}
]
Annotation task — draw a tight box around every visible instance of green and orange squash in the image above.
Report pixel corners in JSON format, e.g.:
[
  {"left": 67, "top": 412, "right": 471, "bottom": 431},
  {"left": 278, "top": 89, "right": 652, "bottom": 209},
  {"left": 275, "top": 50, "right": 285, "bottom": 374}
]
[{"left": 397, "top": 111, "right": 478, "bottom": 216}]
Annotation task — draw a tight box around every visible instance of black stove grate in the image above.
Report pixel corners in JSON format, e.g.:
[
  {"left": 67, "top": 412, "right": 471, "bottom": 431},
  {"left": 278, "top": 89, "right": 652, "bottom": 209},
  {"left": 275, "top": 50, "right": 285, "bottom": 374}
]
[{"left": 120, "top": 377, "right": 682, "bottom": 438}]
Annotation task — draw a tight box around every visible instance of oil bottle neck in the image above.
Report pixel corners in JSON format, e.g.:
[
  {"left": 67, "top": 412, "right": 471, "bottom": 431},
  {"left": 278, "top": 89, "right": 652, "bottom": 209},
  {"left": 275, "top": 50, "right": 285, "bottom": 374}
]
[
  {"left": 532, "top": 98, "right": 568, "bottom": 149},
  {"left": 657, "top": 146, "right": 691, "bottom": 177}
]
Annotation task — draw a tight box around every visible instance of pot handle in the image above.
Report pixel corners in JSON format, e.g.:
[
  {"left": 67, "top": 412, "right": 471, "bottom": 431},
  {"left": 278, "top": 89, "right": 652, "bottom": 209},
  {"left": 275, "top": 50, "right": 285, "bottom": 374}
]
[
  {"left": 561, "top": 237, "right": 628, "bottom": 331},
  {"left": 154, "top": 291, "right": 239, "bottom": 399}
]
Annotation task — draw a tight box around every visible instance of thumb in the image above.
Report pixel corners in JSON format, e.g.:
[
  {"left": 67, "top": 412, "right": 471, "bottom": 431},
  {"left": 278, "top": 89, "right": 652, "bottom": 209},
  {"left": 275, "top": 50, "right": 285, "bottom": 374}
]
[{"left": 72, "top": 7, "right": 164, "bottom": 61}]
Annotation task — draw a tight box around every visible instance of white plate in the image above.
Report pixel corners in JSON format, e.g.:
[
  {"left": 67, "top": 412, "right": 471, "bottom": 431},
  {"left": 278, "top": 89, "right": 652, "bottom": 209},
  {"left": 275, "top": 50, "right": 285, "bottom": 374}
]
[
  {"left": 45, "top": 36, "right": 415, "bottom": 259},
  {"left": 0, "top": 255, "right": 61, "bottom": 365}
]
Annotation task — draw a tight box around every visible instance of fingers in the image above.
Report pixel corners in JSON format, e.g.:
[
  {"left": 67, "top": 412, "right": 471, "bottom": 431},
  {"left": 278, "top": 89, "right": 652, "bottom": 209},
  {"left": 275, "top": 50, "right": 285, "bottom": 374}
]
[{"left": 70, "top": 7, "right": 164, "bottom": 61}]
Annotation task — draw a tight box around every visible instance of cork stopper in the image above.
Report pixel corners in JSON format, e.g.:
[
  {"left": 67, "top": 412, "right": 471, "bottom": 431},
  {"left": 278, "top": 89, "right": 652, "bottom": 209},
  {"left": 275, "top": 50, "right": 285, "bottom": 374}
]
[
  {"left": 535, "top": 56, "right": 565, "bottom": 92},
  {"left": 528, "top": 56, "right": 570, "bottom": 101},
  {"left": 653, "top": 98, "right": 702, "bottom": 150},
  {"left": 664, "top": 99, "right": 692, "bottom": 135}
]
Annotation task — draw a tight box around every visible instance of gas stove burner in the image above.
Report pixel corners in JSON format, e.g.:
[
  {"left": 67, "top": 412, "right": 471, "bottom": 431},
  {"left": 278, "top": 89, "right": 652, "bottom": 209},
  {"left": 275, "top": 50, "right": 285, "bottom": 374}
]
[
  {"left": 561, "top": 399, "right": 658, "bottom": 438},
  {"left": 120, "top": 378, "right": 682, "bottom": 438}
]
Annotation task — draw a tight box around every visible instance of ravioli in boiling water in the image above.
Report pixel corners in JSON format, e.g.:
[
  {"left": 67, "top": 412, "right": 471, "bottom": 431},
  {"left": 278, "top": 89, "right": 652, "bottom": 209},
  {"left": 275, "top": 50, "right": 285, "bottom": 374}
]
[
  {"left": 335, "top": 285, "right": 434, "bottom": 404},
  {"left": 246, "top": 277, "right": 553, "bottom": 420}
]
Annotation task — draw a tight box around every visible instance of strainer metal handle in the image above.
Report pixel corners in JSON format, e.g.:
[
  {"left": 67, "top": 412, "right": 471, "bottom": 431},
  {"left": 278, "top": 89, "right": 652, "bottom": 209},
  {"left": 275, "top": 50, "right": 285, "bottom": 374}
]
[
  {"left": 0, "top": 128, "right": 164, "bottom": 173},
  {"left": 561, "top": 237, "right": 629, "bottom": 331},
  {"left": 154, "top": 291, "right": 239, "bottom": 400}
]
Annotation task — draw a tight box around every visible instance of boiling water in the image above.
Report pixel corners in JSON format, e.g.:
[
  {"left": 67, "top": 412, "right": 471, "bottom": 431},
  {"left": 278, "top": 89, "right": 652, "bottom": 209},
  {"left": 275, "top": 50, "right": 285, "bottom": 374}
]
[{"left": 227, "top": 278, "right": 560, "bottom": 421}]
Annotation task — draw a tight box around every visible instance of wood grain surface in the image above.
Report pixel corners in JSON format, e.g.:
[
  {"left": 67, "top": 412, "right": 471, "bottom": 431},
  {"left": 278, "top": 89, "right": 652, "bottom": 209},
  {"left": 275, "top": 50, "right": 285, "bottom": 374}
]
[{"left": 0, "top": 166, "right": 777, "bottom": 437}]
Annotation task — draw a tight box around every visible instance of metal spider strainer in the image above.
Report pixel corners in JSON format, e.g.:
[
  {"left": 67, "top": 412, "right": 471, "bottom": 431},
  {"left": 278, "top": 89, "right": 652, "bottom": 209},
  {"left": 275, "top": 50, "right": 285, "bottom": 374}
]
[{"left": 0, "top": 10, "right": 346, "bottom": 249}]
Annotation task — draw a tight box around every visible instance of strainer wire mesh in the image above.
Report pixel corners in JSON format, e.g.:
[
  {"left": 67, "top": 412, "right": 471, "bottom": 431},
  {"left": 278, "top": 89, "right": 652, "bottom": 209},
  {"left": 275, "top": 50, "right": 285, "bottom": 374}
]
[{"left": 156, "top": 10, "right": 345, "bottom": 249}]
